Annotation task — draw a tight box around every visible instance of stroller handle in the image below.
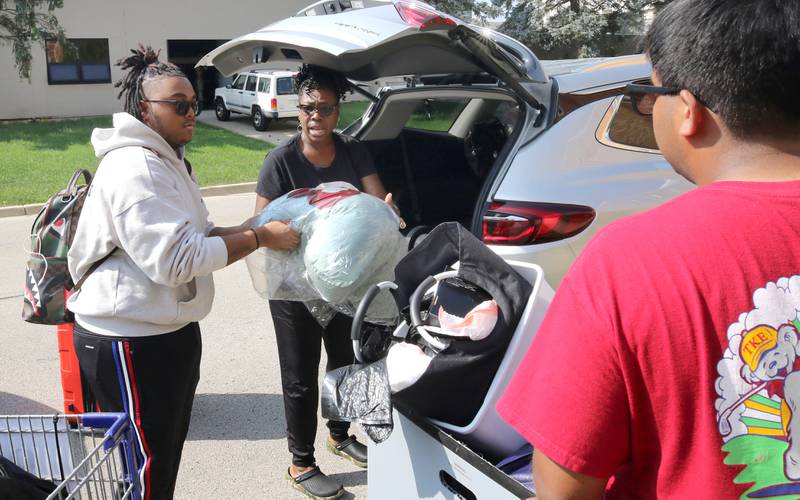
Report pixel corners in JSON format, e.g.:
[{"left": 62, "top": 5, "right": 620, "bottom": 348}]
[
  {"left": 409, "top": 270, "right": 459, "bottom": 351},
  {"left": 351, "top": 281, "right": 398, "bottom": 363}
]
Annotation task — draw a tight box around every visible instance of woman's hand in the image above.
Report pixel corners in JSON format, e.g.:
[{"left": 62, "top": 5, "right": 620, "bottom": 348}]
[
  {"left": 384, "top": 193, "right": 406, "bottom": 229},
  {"left": 259, "top": 221, "right": 300, "bottom": 251}
]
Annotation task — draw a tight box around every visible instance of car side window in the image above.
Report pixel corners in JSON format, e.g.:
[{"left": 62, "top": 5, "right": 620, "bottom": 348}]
[
  {"left": 245, "top": 75, "right": 257, "bottom": 92},
  {"left": 231, "top": 74, "right": 245, "bottom": 90},
  {"left": 276, "top": 77, "right": 296, "bottom": 95},
  {"left": 605, "top": 96, "right": 659, "bottom": 151},
  {"left": 258, "top": 77, "right": 270, "bottom": 94},
  {"left": 405, "top": 98, "right": 469, "bottom": 132}
]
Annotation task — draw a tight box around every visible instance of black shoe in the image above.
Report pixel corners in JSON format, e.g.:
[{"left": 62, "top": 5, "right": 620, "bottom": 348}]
[
  {"left": 286, "top": 466, "right": 344, "bottom": 500},
  {"left": 327, "top": 435, "right": 368, "bottom": 468}
]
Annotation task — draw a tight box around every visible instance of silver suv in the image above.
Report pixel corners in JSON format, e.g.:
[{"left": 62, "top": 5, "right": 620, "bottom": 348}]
[{"left": 199, "top": 0, "right": 692, "bottom": 286}]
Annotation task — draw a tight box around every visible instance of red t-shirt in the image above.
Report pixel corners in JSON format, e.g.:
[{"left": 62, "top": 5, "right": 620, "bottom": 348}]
[{"left": 498, "top": 180, "right": 800, "bottom": 499}]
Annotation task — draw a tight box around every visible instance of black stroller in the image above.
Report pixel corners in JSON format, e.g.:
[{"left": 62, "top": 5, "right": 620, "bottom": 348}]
[{"left": 322, "top": 222, "right": 547, "bottom": 460}]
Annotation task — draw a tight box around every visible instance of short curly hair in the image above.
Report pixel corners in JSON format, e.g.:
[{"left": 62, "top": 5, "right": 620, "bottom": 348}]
[{"left": 295, "top": 64, "right": 349, "bottom": 103}]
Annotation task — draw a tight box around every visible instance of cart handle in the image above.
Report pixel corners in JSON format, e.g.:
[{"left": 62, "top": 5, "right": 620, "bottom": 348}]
[
  {"left": 81, "top": 412, "right": 129, "bottom": 451},
  {"left": 351, "top": 281, "right": 398, "bottom": 364}
]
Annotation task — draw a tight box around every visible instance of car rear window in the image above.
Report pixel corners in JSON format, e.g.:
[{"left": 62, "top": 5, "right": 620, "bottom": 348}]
[
  {"left": 606, "top": 97, "right": 658, "bottom": 151},
  {"left": 405, "top": 98, "right": 469, "bottom": 132},
  {"left": 276, "top": 77, "right": 296, "bottom": 95}
]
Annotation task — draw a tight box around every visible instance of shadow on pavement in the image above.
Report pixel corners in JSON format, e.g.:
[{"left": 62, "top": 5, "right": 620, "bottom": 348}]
[
  {"left": 330, "top": 469, "right": 367, "bottom": 489},
  {"left": 188, "top": 392, "right": 287, "bottom": 441},
  {"left": 0, "top": 392, "right": 59, "bottom": 415}
]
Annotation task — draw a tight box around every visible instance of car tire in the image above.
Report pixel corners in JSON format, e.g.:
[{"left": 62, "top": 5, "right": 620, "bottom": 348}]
[
  {"left": 252, "top": 107, "right": 270, "bottom": 131},
  {"left": 215, "top": 99, "right": 230, "bottom": 121}
]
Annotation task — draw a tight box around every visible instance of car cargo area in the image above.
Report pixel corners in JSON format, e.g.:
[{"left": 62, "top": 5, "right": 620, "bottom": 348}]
[{"left": 356, "top": 88, "right": 524, "bottom": 229}]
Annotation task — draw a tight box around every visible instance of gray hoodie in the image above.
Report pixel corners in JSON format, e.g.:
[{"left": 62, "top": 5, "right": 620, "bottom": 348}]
[{"left": 67, "top": 112, "right": 228, "bottom": 337}]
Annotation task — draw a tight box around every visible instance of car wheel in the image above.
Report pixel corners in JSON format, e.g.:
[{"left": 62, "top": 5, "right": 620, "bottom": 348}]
[
  {"left": 215, "top": 99, "right": 230, "bottom": 121},
  {"left": 252, "top": 107, "right": 270, "bottom": 131}
]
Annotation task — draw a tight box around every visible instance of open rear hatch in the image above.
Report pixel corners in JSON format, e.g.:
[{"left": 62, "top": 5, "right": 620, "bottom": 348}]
[{"left": 196, "top": 0, "right": 549, "bottom": 113}]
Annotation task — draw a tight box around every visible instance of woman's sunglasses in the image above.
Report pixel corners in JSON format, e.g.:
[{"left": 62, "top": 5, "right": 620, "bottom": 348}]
[
  {"left": 142, "top": 99, "right": 201, "bottom": 117},
  {"left": 297, "top": 104, "right": 338, "bottom": 117}
]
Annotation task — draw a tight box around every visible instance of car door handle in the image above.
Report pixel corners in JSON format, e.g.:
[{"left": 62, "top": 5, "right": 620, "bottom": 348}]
[
  {"left": 238, "top": 91, "right": 243, "bottom": 94},
  {"left": 250, "top": 93, "right": 255, "bottom": 95}
]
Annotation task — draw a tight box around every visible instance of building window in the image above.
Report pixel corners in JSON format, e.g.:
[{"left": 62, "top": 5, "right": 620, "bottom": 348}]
[{"left": 46, "top": 39, "right": 111, "bottom": 85}]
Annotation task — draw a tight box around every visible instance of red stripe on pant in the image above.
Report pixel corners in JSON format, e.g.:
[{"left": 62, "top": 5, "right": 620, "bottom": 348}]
[{"left": 124, "top": 341, "right": 154, "bottom": 499}]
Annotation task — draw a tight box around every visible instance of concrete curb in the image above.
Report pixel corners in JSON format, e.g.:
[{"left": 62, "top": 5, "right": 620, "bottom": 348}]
[{"left": 0, "top": 182, "right": 257, "bottom": 219}]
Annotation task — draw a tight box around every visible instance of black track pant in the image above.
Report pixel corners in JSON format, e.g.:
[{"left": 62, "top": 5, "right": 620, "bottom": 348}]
[
  {"left": 73, "top": 322, "right": 201, "bottom": 500},
  {"left": 269, "top": 300, "right": 355, "bottom": 467}
]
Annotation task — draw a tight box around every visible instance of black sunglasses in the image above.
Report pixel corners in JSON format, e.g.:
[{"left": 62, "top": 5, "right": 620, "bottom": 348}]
[
  {"left": 297, "top": 104, "right": 338, "bottom": 117},
  {"left": 624, "top": 83, "right": 679, "bottom": 116},
  {"left": 624, "top": 83, "right": 717, "bottom": 116},
  {"left": 142, "top": 99, "right": 201, "bottom": 117}
]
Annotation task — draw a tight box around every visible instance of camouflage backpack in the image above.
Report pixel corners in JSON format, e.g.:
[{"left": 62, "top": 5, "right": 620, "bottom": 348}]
[{"left": 23, "top": 169, "right": 111, "bottom": 325}]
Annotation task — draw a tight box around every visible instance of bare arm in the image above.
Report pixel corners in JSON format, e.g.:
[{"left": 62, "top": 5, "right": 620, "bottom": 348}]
[
  {"left": 532, "top": 450, "right": 606, "bottom": 500},
  {"left": 254, "top": 194, "right": 271, "bottom": 216},
  {"left": 361, "top": 173, "right": 388, "bottom": 200}
]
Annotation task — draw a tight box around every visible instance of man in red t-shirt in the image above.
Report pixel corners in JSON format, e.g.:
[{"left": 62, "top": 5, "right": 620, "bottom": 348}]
[{"left": 497, "top": 1, "right": 800, "bottom": 498}]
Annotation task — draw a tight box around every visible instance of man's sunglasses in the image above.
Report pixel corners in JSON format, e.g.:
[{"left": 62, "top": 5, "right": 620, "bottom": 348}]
[
  {"left": 624, "top": 84, "right": 679, "bottom": 116},
  {"left": 297, "top": 104, "right": 338, "bottom": 117},
  {"left": 142, "top": 99, "right": 201, "bottom": 117},
  {"left": 624, "top": 83, "right": 716, "bottom": 116}
]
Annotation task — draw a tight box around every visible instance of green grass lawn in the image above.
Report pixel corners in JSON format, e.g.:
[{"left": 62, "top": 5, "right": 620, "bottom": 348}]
[{"left": 0, "top": 117, "right": 272, "bottom": 206}]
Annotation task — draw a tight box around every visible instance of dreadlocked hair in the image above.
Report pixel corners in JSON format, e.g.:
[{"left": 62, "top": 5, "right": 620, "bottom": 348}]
[
  {"left": 114, "top": 44, "right": 186, "bottom": 121},
  {"left": 295, "top": 64, "right": 349, "bottom": 103}
]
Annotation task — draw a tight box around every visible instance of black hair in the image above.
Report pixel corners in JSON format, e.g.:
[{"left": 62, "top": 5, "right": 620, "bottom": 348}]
[
  {"left": 295, "top": 64, "right": 349, "bottom": 103},
  {"left": 114, "top": 45, "right": 187, "bottom": 121},
  {"left": 643, "top": 0, "right": 800, "bottom": 139}
]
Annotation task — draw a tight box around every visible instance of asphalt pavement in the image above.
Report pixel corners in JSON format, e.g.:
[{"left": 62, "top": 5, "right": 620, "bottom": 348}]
[{"left": 0, "top": 192, "right": 368, "bottom": 499}]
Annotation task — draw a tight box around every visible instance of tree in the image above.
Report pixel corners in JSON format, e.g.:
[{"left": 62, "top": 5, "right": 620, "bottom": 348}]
[
  {"left": 428, "top": 0, "right": 674, "bottom": 58},
  {"left": 0, "top": 0, "right": 66, "bottom": 80},
  {"left": 497, "top": 0, "right": 673, "bottom": 57}
]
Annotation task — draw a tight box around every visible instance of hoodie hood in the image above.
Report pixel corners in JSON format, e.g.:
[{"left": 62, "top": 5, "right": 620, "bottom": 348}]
[{"left": 91, "top": 112, "right": 182, "bottom": 163}]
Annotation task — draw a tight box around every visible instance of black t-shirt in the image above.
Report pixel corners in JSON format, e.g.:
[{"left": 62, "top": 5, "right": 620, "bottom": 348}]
[{"left": 256, "top": 133, "right": 377, "bottom": 200}]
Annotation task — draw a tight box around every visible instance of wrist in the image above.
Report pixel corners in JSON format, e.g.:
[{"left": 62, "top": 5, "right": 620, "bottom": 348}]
[{"left": 248, "top": 228, "right": 261, "bottom": 249}]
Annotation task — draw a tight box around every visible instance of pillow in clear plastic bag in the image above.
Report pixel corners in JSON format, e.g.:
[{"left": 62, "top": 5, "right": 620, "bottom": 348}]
[{"left": 245, "top": 182, "right": 405, "bottom": 324}]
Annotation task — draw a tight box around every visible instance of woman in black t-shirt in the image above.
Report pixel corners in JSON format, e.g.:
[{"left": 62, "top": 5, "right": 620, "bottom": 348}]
[{"left": 254, "top": 65, "right": 396, "bottom": 500}]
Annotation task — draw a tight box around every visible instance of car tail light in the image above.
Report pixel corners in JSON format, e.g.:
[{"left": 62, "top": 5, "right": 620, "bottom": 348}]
[
  {"left": 395, "top": 1, "right": 457, "bottom": 30},
  {"left": 271, "top": 98, "right": 277, "bottom": 111},
  {"left": 483, "top": 200, "right": 596, "bottom": 245}
]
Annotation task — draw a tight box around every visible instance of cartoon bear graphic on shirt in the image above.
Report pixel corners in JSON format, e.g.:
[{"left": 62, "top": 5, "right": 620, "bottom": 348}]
[{"left": 715, "top": 276, "right": 800, "bottom": 498}]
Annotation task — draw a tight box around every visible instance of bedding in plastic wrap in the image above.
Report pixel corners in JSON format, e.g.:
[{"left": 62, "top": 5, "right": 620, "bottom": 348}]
[{"left": 245, "top": 182, "right": 406, "bottom": 325}]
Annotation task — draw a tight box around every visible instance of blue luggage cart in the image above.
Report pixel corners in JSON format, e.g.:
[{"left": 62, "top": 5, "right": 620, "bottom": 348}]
[{"left": 0, "top": 412, "right": 141, "bottom": 499}]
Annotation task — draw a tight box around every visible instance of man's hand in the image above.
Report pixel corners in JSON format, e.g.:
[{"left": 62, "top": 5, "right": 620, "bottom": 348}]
[{"left": 259, "top": 221, "right": 300, "bottom": 251}]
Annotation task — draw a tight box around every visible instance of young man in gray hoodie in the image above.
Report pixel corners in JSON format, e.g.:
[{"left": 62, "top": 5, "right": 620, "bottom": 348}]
[{"left": 67, "top": 45, "right": 298, "bottom": 499}]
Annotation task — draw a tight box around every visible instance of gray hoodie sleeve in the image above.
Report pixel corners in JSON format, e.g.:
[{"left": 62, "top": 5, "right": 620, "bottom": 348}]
[{"left": 108, "top": 152, "right": 228, "bottom": 287}]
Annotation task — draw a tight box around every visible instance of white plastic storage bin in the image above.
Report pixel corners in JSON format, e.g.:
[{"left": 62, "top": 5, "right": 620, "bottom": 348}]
[{"left": 369, "top": 406, "right": 534, "bottom": 499}]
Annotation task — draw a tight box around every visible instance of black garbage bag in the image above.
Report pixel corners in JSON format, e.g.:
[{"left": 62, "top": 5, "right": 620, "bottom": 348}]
[{"left": 321, "top": 359, "right": 393, "bottom": 443}]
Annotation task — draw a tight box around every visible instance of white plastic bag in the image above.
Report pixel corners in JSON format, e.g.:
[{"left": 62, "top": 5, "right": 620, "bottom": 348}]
[{"left": 245, "top": 182, "right": 406, "bottom": 325}]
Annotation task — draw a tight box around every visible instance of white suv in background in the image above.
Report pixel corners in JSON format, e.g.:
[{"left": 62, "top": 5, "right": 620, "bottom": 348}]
[{"left": 213, "top": 70, "right": 299, "bottom": 131}]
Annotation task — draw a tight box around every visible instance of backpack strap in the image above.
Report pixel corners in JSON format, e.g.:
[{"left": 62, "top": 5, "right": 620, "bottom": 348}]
[{"left": 70, "top": 250, "right": 114, "bottom": 294}]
